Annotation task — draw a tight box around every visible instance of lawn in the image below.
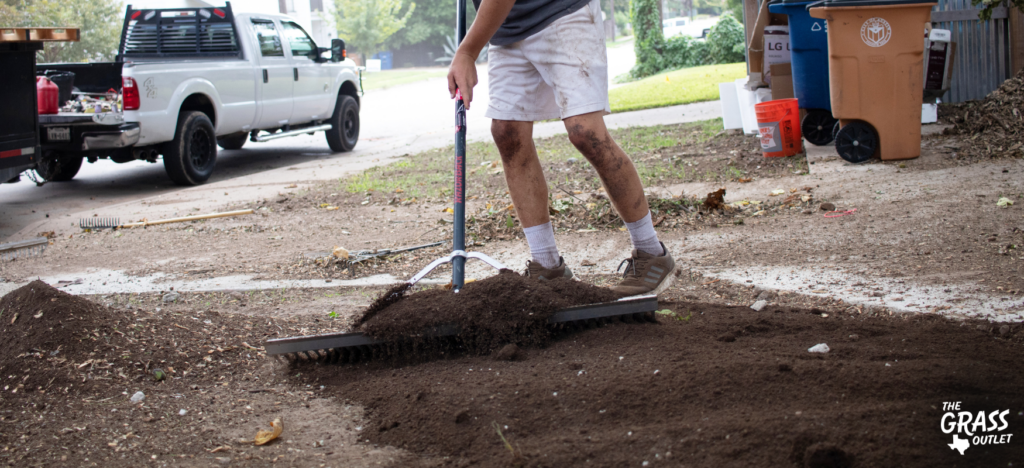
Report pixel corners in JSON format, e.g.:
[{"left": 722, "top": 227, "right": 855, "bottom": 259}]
[
  {"left": 609, "top": 62, "right": 746, "bottom": 113},
  {"left": 361, "top": 67, "right": 448, "bottom": 92}
]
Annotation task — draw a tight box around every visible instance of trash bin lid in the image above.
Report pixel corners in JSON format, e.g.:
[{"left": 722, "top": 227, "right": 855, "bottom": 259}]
[{"left": 806, "top": 0, "right": 933, "bottom": 9}]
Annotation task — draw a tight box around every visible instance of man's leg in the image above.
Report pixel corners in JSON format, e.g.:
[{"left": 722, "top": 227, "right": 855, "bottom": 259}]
[
  {"left": 492, "top": 119, "right": 568, "bottom": 277},
  {"left": 564, "top": 111, "right": 664, "bottom": 256}
]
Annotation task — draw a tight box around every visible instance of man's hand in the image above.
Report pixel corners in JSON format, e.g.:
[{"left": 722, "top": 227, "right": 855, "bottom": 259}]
[{"left": 448, "top": 51, "right": 479, "bottom": 109}]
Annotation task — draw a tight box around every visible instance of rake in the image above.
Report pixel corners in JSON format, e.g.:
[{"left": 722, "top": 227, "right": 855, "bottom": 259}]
[{"left": 264, "top": 0, "right": 664, "bottom": 364}]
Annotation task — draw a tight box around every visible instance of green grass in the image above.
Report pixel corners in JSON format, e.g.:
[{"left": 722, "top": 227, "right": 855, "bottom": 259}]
[
  {"left": 609, "top": 62, "right": 746, "bottom": 113},
  {"left": 339, "top": 119, "right": 725, "bottom": 199},
  {"left": 361, "top": 68, "right": 448, "bottom": 92}
]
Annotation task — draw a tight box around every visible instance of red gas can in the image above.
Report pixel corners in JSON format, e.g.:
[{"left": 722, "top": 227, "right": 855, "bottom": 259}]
[{"left": 36, "top": 76, "right": 60, "bottom": 115}]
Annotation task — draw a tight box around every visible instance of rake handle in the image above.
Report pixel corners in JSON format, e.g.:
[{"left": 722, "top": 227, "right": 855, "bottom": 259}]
[
  {"left": 452, "top": 0, "right": 468, "bottom": 290},
  {"left": 119, "top": 209, "right": 255, "bottom": 228}
]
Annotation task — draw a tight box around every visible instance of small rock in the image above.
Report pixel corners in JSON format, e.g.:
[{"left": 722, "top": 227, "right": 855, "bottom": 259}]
[
  {"left": 820, "top": 202, "right": 836, "bottom": 212},
  {"left": 999, "top": 325, "right": 1010, "bottom": 336},
  {"left": 130, "top": 391, "right": 145, "bottom": 403},
  {"left": 848, "top": 334, "right": 860, "bottom": 341},
  {"left": 808, "top": 343, "right": 830, "bottom": 353},
  {"left": 802, "top": 209, "right": 813, "bottom": 215},
  {"left": 215, "top": 457, "right": 232, "bottom": 465},
  {"left": 716, "top": 333, "right": 737, "bottom": 343},
  {"left": 756, "top": 290, "right": 775, "bottom": 301},
  {"left": 750, "top": 300, "right": 768, "bottom": 311},
  {"left": 566, "top": 157, "right": 579, "bottom": 164},
  {"left": 228, "top": 291, "right": 244, "bottom": 300},
  {"left": 493, "top": 344, "right": 522, "bottom": 362},
  {"left": 179, "top": 409, "right": 187, "bottom": 416},
  {"left": 162, "top": 292, "right": 180, "bottom": 303}
]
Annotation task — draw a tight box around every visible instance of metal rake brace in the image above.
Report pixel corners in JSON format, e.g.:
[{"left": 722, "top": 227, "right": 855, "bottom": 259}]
[{"left": 408, "top": 0, "right": 505, "bottom": 292}]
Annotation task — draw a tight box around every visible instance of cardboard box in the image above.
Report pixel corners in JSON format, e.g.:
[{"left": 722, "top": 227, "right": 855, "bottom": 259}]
[
  {"left": 762, "top": 25, "right": 790, "bottom": 86},
  {"left": 769, "top": 62, "right": 794, "bottom": 100},
  {"left": 746, "top": 0, "right": 789, "bottom": 77}
]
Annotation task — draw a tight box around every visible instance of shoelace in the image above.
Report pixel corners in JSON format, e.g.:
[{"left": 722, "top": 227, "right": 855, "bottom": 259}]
[{"left": 616, "top": 257, "right": 637, "bottom": 278}]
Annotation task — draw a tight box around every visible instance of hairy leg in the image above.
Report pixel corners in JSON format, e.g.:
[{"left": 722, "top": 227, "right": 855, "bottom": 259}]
[
  {"left": 492, "top": 119, "right": 549, "bottom": 228},
  {"left": 563, "top": 111, "right": 649, "bottom": 223}
]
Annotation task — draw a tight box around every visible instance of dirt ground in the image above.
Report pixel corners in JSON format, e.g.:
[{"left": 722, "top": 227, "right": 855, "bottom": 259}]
[{"left": 1, "top": 76, "right": 1024, "bottom": 466}]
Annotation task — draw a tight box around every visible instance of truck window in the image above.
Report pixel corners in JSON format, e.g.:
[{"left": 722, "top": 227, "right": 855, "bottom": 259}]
[
  {"left": 252, "top": 20, "right": 284, "bottom": 57},
  {"left": 281, "top": 21, "right": 317, "bottom": 60}
]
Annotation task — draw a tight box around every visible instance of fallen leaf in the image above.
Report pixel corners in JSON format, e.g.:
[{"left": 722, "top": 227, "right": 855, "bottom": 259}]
[
  {"left": 285, "top": 184, "right": 297, "bottom": 189},
  {"left": 737, "top": 177, "right": 752, "bottom": 183},
  {"left": 997, "top": 197, "right": 1013, "bottom": 207},
  {"left": 770, "top": 189, "right": 785, "bottom": 196},
  {"left": 253, "top": 418, "right": 283, "bottom": 446},
  {"left": 325, "top": 206, "right": 339, "bottom": 211},
  {"left": 332, "top": 246, "right": 349, "bottom": 259}
]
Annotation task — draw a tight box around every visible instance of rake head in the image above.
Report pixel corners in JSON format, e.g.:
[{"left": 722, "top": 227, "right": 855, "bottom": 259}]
[
  {"left": 79, "top": 218, "right": 120, "bottom": 229},
  {"left": 0, "top": 237, "right": 48, "bottom": 261},
  {"left": 266, "top": 295, "right": 659, "bottom": 365}
]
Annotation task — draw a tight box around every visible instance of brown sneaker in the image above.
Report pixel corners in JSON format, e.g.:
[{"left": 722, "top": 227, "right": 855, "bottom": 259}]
[
  {"left": 524, "top": 257, "right": 573, "bottom": 281},
  {"left": 610, "top": 243, "right": 675, "bottom": 298}
]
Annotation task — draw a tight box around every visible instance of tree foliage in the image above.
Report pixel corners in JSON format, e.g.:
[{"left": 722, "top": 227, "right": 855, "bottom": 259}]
[
  {"left": 631, "top": 12, "right": 744, "bottom": 79},
  {"left": 327, "top": 0, "right": 416, "bottom": 60},
  {"left": 630, "top": 0, "right": 665, "bottom": 78},
  {"left": 1, "top": 0, "right": 121, "bottom": 63},
  {"left": 972, "top": 0, "right": 1023, "bottom": 20},
  {"left": 383, "top": 0, "right": 476, "bottom": 51}
]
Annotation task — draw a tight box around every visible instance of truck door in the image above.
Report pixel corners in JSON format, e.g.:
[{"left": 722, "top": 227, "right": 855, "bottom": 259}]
[
  {"left": 280, "top": 21, "right": 332, "bottom": 125},
  {"left": 251, "top": 19, "right": 293, "bottom": 129}
]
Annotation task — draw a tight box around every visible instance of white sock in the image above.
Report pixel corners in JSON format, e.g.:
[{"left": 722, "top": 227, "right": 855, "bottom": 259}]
[
  {"left": 625, "top": 212, "right": 665, "bottom": 256},
  {"left": 523, "top": 222, "right": 561, "bottom": 269}
]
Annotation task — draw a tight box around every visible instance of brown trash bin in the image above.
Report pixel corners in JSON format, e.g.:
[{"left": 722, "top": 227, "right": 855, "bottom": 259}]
[{"left": 809, "top": 0, "right": 935, "bottom": 163}]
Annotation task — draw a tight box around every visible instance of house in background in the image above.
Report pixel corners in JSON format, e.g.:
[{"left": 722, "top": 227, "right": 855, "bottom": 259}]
[{"left": 123, "top": 0, "right": 338, "bottom": 47}]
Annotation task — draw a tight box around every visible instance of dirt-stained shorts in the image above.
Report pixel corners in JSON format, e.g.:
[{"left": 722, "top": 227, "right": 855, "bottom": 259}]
[{"left": 485, "top": 0, "right": 610, "bottom": 122}]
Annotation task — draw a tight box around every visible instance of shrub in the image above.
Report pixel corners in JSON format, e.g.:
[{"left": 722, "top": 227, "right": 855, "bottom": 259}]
[
  {"left": 629, "top": 0, "right": 665, "bottom": 79},
  {"left": 706, "top": 13, "right": 745, "bottom": 64}
]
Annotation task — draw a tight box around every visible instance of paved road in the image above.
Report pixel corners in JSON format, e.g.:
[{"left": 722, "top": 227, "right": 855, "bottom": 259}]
[{"left": 0, "top": 57, "right": 723, "bottom": 242}]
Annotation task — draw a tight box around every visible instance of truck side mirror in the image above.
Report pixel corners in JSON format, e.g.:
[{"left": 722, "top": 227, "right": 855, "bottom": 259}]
[{"left": 331, "top": 39, "right": 345, "bottom": 62}]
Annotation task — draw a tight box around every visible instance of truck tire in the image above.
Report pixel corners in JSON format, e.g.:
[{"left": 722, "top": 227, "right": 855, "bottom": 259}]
[
  {"left": 36, "top": 151, "right": 83, "bottom": 182},
  {"left": 325, "top": 94, "right": 359, "bottom": 152},
  {"left": 217, "top": 132, "right": 248, "bottom": 150},
  {"left": 164, "top": 111, "right": 217, "bottom": 186}
]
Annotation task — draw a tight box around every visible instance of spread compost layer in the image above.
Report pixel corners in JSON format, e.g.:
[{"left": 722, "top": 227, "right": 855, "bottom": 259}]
[
  {"left": 357, "top": 270, "right": 620, "bottom": 353},
  {"left": 308, "top": 303, "right": 1024, "bottom": 467}
]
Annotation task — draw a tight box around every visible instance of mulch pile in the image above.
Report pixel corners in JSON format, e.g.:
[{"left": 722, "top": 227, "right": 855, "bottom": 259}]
[
  {"left": 307, "top": 303, "right": 1024, "bottom": 467},
  {"left": 939, "top": 68, "right": 1024, "bottom": 159},
  {"left": 357, "top": 270, "right": 619, "bottom": 354}
]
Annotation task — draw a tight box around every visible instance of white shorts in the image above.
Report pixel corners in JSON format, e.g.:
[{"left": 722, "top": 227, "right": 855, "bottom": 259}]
[{"left": 485, "top": 0, "right": 610, "bottom": 122}]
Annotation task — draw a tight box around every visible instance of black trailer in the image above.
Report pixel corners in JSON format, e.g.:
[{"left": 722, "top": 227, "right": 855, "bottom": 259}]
[{"left": 0, "top": 28, "right": 80, "bottom": 183}]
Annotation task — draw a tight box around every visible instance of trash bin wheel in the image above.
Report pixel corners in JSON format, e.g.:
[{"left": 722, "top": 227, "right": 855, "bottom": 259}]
[
  {"left": 834, "top": 121, "right": 878, "bottom": 164},
  {"left": 801, "top": 110, "right": 838, "bottom": 146}
]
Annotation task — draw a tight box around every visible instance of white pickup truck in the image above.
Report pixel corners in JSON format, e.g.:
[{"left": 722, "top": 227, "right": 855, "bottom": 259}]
[{"left": 36, "top": 2, "right": 361, "bottom": 185}]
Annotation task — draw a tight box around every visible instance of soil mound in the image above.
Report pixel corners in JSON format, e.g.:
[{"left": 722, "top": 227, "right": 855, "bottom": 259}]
[
  {"left": 0, "top": 281, "right": 128, "bottom": 396},
  {"left": 940, "top": 68, "right": 1024, "bottom": 159},
  {"left": 309, "top": 302, "right": 1024, "bottom": 467},
  {"left": 358, "top": 270, "right": 619, "bottom": 353}
]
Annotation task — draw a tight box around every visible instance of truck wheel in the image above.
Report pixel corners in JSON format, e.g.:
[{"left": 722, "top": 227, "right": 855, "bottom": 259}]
[
  {"left": 326, "top": 94, "right": 359, "bottom": 152},
  {"left": 217, "top": 132, "right": 248, "bottom": 150},
  {"left": 36, "top": 151, "right": 83, "bottom": 182},
  {"left": 164, "top": 111, "right": 217, "bottom": 186}
]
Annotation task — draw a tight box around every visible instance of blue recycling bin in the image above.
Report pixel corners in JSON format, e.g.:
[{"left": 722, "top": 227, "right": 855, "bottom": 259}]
[
  {"left": 372, "top": 51, "right": 393, "bottom": 70},
  {"left": 769, "top": 0, "right": 837, "bottom": 145}
]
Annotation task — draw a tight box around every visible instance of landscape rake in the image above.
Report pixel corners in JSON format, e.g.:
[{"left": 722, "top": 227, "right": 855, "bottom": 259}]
[{"left": 263, "top": 0, "right": 663, "bottom": 365}]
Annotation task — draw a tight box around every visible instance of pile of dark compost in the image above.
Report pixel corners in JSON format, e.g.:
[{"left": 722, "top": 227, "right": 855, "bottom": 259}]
[
  {"left": 939, "top": 68, "right": 1024, "bottom": 160},
  {"left": 357, "top": 270, "right": 619, "bottom": 354},
  {"left": 307, "top": 302, "right": 1024, "bottom": 467}
]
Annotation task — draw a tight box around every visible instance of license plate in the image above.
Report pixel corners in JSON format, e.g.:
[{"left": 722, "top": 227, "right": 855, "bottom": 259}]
[{"left": 47, "top": 127, "right": 70, "bottom": 142}]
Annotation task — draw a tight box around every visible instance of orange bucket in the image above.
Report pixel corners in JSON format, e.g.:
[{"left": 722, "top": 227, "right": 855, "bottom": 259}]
[{"left": 754, "top": 98, "right": 802, "bottom": 157}]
